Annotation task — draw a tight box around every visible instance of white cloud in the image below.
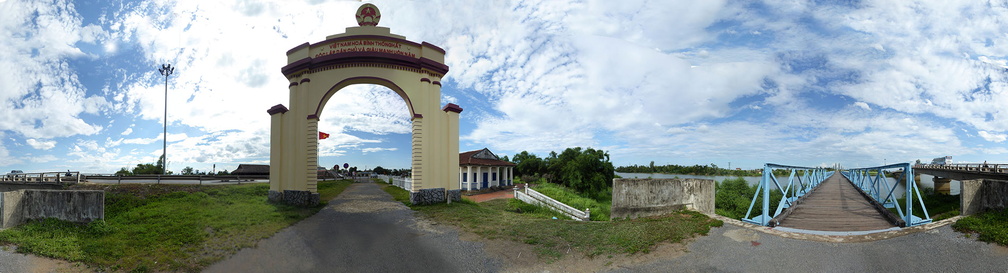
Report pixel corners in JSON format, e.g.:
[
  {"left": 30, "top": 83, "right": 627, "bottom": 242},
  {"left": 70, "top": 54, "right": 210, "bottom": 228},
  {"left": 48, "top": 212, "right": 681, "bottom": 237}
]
[
  {"left": 121, "top": 127, "right": 133, "bottom": 136},
  {"left": 362, "top": 147, "right": 397, "bottom": 154},
  {"left": 853, "top": 102, "right": 871, "bottom": 111},
  {"left": 0, "top": 0, "right": 109, "bottom": 139},
  {"left": 25, "top": 139, "right": 56, "bottom": 150},
  {"left": 978, "top": 131, "right": 1007, "bottom": 143}
]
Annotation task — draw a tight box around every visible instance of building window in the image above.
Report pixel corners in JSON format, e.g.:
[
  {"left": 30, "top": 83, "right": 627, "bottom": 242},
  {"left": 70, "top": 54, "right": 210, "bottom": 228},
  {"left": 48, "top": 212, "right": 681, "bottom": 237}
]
[{"left": 493, "top": 173, "right": 497, "bottom": 181}]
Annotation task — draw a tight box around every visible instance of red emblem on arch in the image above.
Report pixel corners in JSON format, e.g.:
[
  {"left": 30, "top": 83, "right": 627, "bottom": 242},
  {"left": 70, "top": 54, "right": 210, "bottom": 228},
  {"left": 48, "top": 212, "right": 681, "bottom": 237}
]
[{"left": 356, "top": 4, "right": 381, "bottom": 26}]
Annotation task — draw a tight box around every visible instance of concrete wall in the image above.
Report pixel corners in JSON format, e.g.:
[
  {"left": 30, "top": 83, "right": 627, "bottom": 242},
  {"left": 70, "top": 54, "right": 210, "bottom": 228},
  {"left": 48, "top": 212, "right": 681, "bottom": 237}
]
[
  {"left": 961, "top": 179, "right": 1008, "bottom": 215},
  {"left": 0, "top": 190, "right": 104, "bottom": 229},
  {"left": 611, "top": 178, "right": 715, "bottom": 220}
]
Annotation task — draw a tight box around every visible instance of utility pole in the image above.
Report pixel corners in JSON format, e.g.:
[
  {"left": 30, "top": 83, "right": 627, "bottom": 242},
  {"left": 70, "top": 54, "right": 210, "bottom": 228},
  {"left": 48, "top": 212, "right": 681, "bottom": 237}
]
[{"left": 158, "top": 64, "right": 175, "bottom": 175}]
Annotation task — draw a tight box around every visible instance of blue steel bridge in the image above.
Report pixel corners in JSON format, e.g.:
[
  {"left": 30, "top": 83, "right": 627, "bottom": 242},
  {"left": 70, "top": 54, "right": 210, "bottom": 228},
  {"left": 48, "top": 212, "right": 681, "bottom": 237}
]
[{"left": 741, "top": 162, "right": 1007, "bottom": 233}]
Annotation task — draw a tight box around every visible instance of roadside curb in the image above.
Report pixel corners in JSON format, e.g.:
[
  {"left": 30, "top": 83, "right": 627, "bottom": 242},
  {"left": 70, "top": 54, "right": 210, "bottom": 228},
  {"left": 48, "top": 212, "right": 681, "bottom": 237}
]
[{"left": 708, "top": 213, "right": 962, "bottom": 243}]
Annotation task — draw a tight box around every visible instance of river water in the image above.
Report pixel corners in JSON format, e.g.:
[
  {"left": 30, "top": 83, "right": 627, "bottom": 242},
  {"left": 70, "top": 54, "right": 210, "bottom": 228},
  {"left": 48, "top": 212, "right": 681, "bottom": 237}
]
[{"left": 616, "top": 172, "right": 961, "bottom": 198}]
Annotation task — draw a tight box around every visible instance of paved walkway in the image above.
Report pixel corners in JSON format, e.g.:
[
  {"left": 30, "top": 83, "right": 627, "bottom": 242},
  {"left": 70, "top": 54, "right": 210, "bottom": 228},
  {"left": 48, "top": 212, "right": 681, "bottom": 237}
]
[
  {"left": 204, "top": 182, "right": 501, "bottom": 273},
  {"left": 777, "top": 173, "right": 895, "bottom": 231},
  {"left": 608, "top": 223, "right": 1008, "bottom": 272},
  {"left": 464, "top": 189, "right": 516, "bottom": 203}
]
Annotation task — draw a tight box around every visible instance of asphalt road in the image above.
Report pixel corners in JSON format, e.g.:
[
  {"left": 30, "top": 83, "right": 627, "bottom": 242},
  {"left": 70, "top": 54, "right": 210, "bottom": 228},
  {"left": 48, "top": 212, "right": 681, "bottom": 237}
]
[
  {"left": 607, "top": 223, "right": 1008, "bottom": 272},
  {"left": 203, "top": 181, "right": 501, "bottom": 273}
]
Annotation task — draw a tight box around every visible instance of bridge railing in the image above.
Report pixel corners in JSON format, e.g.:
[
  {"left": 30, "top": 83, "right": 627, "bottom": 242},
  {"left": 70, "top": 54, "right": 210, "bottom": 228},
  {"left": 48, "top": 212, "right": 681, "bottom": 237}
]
[
  {"left": 1, "top": 171, "right": 81, "bottom": 184},
  {"left": 742, "top": 163, "right": 832, "bottom": 226},
  {"left": 842, "top": 163, "right": 931, "bottom": 227},
  {"left": 915, "top": 163, "right": 1008, "bottom": 174}
]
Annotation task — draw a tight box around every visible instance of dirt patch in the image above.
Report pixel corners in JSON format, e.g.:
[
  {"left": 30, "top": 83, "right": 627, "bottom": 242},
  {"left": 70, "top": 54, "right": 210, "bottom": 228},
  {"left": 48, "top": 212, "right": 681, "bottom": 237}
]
[
  {"left": 723, "top": 228, "right": 759, "bottom": 242},
  {"left": 331, "top": 199, "right": 406, "bottom": 213},
  {"left": 26, "top": 254, "right": 90, "bottom": 273},
  {"left": 453, "top": 227, "right": 693, "bottom": 272}
]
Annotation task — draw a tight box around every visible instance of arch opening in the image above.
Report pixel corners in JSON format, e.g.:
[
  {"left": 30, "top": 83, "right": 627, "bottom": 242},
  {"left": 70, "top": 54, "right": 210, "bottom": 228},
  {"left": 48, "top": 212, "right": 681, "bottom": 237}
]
[{"left": 316, "top": 84, "right": 413, "bottom": 172}]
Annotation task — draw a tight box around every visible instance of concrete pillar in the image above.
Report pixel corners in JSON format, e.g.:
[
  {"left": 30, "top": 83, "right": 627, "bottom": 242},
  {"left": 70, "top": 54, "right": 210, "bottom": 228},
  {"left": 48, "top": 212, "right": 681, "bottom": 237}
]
[
  {"left": 476, "top": 166, "right": 482, "bottom": 189},
  {"left": 467, "top": 165, "right": 472, "bottom": 190},
  {"left": 961, "top": 179, "right": 982, "bottom": 215},
  {"left": 934, "top": 177, "right": 952, "bottom": 195},
  {"left": 509, "top": 166, "right": 513, "bottom": 185}
]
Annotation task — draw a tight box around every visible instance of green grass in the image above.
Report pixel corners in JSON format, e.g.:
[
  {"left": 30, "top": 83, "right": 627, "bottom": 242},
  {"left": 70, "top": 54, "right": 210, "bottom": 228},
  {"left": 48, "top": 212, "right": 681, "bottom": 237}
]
[
  {"left": 714, "top": 177, "right": 783, "bottom": 220},
  {"left": 887, "top": 187, "right": 960, "bottom": 221},
  {"left": 531, "top": 183, "right": 611, "bottom": 221},
  {"left": 377, "top": 183, "right": 722, "bottom": 260},
  {"left": 953, "top": 209, "right": 1008, "bottom": 246},
  {"left": 0, "top": 180, "right": 352, "bottom": 272}
]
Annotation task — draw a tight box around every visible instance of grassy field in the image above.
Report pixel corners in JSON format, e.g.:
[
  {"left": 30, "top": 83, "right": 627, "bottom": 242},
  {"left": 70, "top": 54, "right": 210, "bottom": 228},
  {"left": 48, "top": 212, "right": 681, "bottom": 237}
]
[
  {"left": 531, "top": 183, "right": 611, "bottom": 221},
  {"left": 377, "top": 183, "right": 722, "bottom": 260},
  {"left": 0, "top": 180, "right": 352, "bottom": 272},
  {"left": 953, "top": 209, "right": 1008, "bottom": 246}
]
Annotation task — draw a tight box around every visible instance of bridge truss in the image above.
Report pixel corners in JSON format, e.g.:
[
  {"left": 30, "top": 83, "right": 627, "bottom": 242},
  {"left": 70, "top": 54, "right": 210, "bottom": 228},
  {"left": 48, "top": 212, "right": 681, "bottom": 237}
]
[
  {"left": 842, "top": 163, "right": 932, "bottom": 227},
  {"left": 742, "top": 163, "right": 831, "bottom": 226}
]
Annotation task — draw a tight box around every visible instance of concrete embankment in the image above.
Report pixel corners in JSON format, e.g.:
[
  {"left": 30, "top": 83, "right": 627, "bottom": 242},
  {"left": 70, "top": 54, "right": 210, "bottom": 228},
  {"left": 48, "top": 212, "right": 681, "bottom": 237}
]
[{"left": 1, "top": 189, "right": 104, "bottom": 229}]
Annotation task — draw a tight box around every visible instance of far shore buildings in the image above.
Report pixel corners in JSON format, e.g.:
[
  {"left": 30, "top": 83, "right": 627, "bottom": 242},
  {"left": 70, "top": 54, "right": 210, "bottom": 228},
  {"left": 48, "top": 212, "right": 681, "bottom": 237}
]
[{"left": 459, "top": 148, "right": 515, "bottom": 190}]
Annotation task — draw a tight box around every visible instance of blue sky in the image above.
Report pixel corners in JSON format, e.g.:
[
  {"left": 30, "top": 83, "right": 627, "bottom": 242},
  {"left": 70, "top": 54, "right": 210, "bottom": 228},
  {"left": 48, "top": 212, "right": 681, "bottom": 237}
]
[{"left": 1, "top": 0, "right": 1006, "bottom": 174}]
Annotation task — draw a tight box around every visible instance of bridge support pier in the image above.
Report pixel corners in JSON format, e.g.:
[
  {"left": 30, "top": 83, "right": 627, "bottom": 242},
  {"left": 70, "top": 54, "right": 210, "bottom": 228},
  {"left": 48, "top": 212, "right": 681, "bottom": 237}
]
[{"left": 933, "top": 177, "right": 952, "bottom": 195}]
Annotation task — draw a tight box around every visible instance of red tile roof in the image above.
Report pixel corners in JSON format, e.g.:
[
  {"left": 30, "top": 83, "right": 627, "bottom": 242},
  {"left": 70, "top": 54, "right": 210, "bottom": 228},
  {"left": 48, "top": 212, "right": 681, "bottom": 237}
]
[{"left": 460, "top": 148, "right": 515, "bottom": 167}]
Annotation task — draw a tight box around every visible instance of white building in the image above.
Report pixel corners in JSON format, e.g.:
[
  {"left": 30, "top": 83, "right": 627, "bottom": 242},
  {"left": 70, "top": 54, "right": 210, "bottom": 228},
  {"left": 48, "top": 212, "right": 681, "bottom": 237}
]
[{"left": 459, "top": 148, "right": 515, "bottom": 190}]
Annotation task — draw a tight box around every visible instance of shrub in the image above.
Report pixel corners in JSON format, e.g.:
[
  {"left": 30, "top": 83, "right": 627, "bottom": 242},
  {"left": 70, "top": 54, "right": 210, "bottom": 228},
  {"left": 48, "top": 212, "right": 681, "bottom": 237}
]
[
  {"left": 532, "top": 183, "right": 611, "bottom": 221},
  {"left": 715, "top": 177, "right": 782, "bottom": 220}
]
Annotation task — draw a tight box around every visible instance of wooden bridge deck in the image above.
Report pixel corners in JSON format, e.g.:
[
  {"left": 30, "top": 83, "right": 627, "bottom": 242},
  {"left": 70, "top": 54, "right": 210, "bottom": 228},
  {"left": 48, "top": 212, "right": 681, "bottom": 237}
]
[{"left": 776, "top": 173, "right": 895, "bottom": 231}]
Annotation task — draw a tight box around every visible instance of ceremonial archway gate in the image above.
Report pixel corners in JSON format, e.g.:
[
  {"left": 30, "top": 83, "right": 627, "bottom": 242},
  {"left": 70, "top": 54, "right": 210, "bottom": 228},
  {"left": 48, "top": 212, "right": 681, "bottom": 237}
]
[{"left": 268, "top": 4, "right": 461, "bottom": 206}]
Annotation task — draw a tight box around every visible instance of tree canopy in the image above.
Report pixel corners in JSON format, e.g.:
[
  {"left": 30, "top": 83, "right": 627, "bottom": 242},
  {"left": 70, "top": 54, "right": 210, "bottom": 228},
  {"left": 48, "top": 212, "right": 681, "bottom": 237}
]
[{"left": 509, "top": 147, "right": 614, "bottom": 198}]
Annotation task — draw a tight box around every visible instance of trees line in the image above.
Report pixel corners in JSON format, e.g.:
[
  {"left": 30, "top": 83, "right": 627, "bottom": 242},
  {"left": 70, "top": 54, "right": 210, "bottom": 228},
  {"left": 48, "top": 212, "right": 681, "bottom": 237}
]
[
  {"left": 615, "top": 161, "right": 763, "bottom": 176},
  {"left": 509, "top": 147, "right": 615, "bottom": 200}
]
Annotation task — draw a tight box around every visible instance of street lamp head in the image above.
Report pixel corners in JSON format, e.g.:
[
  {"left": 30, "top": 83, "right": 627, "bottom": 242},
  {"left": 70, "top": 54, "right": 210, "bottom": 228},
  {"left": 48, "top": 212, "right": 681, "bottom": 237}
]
[{"left": 159, "top": 64, "right": 174, "bottom": 76}]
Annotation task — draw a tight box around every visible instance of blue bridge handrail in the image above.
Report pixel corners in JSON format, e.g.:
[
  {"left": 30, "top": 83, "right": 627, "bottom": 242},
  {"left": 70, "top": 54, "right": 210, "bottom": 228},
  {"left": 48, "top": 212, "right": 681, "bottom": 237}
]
[
  {"left": 841, "top": 163, "right": 932, "bottom": 227},
  {"left": 741, "top": 163, "right": 832, "bottom": 226}
]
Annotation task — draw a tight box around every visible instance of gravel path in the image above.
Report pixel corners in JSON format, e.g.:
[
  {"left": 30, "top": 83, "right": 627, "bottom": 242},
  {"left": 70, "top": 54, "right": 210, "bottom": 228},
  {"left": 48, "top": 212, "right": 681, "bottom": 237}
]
[
  {"left": 203, "top": 182, "right": 502, "bottom": 273},
  {"left": 607, "top": 223, "right": 1008, "bottom": 272}
]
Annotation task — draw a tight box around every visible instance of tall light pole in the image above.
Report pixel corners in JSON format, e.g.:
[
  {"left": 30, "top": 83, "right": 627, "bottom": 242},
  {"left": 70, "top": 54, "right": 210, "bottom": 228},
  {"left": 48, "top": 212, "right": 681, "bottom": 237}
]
[{"left": 158, "top": 64, "right": 175, "bottom": 175}]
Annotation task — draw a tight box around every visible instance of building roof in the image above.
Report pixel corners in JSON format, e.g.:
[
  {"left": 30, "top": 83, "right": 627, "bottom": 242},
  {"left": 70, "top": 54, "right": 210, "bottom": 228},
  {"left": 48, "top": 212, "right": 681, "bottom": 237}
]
[
  {"left": 232, "top": 164, "right": 270, "bottom": 175},
  {"left": 460, "top": 148, "right": 515, "bottom": 167}
]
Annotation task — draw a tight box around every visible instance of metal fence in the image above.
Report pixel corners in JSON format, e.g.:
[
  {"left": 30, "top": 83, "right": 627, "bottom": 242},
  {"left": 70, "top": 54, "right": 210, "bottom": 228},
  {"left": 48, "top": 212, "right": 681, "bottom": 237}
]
[
  {"left": 742, "top": 164, "right": 831, "bottom": 226},
  {"left": 844, "top": 163, "right": 932, "bottom": 227}
]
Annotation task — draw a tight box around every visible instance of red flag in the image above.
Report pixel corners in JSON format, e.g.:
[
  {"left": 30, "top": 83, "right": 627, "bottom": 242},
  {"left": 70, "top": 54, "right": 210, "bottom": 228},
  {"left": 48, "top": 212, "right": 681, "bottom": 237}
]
[{"left": 319, "top": 132, "right": 330, "bottom": 139}]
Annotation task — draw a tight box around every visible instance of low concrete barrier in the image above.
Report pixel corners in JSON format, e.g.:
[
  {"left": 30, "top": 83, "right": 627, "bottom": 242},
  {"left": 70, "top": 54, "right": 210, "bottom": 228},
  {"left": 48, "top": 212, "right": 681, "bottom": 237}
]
[
  {"left": 611, "top": 178, "right": 714, "bottom": 220},
  {"left": 1, "top": 190, "right": 104, "bottom": 229},
  {"left": 515, "top": 186, "right": 590, "bottom": 221},
  {"left": 961, "top": 179, "right": 1008, "bottom": 215}
]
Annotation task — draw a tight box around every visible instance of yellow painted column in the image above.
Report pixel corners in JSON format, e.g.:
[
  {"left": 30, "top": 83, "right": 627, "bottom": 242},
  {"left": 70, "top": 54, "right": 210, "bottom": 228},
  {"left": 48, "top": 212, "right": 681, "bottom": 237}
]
[
  {"left": 306, "top": 117, "right": 319, "bottom": 192},
  {"left": 410, "top": 115, "right": 424, "bottom": 192},
  {"left": 268, "top": 103, "right": 289, "bottom": 196},
  {"left": 443, "top": 102, "right": 461, "bottom": 190}
]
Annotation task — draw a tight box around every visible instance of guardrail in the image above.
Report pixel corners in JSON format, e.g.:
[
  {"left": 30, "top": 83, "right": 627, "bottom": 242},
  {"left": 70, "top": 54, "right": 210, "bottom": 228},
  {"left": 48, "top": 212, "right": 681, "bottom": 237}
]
[
  {"left": 915, "top": 163, "right": 1008, "bottom": 173},
  {"left": 83, "top": 174, "right": 268, "bottom": 184},
  {"left": 514, "top": 185, "right": 590, "bottom": 221},
  {"left": 742, "top": 164, "right": 831, "bottom": 226},
  {"left": 1, "top": 171, "right": 81, "bottom": 184},
  {"left": 843, "top": 163, "right": 931, "bottom": 227}
]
